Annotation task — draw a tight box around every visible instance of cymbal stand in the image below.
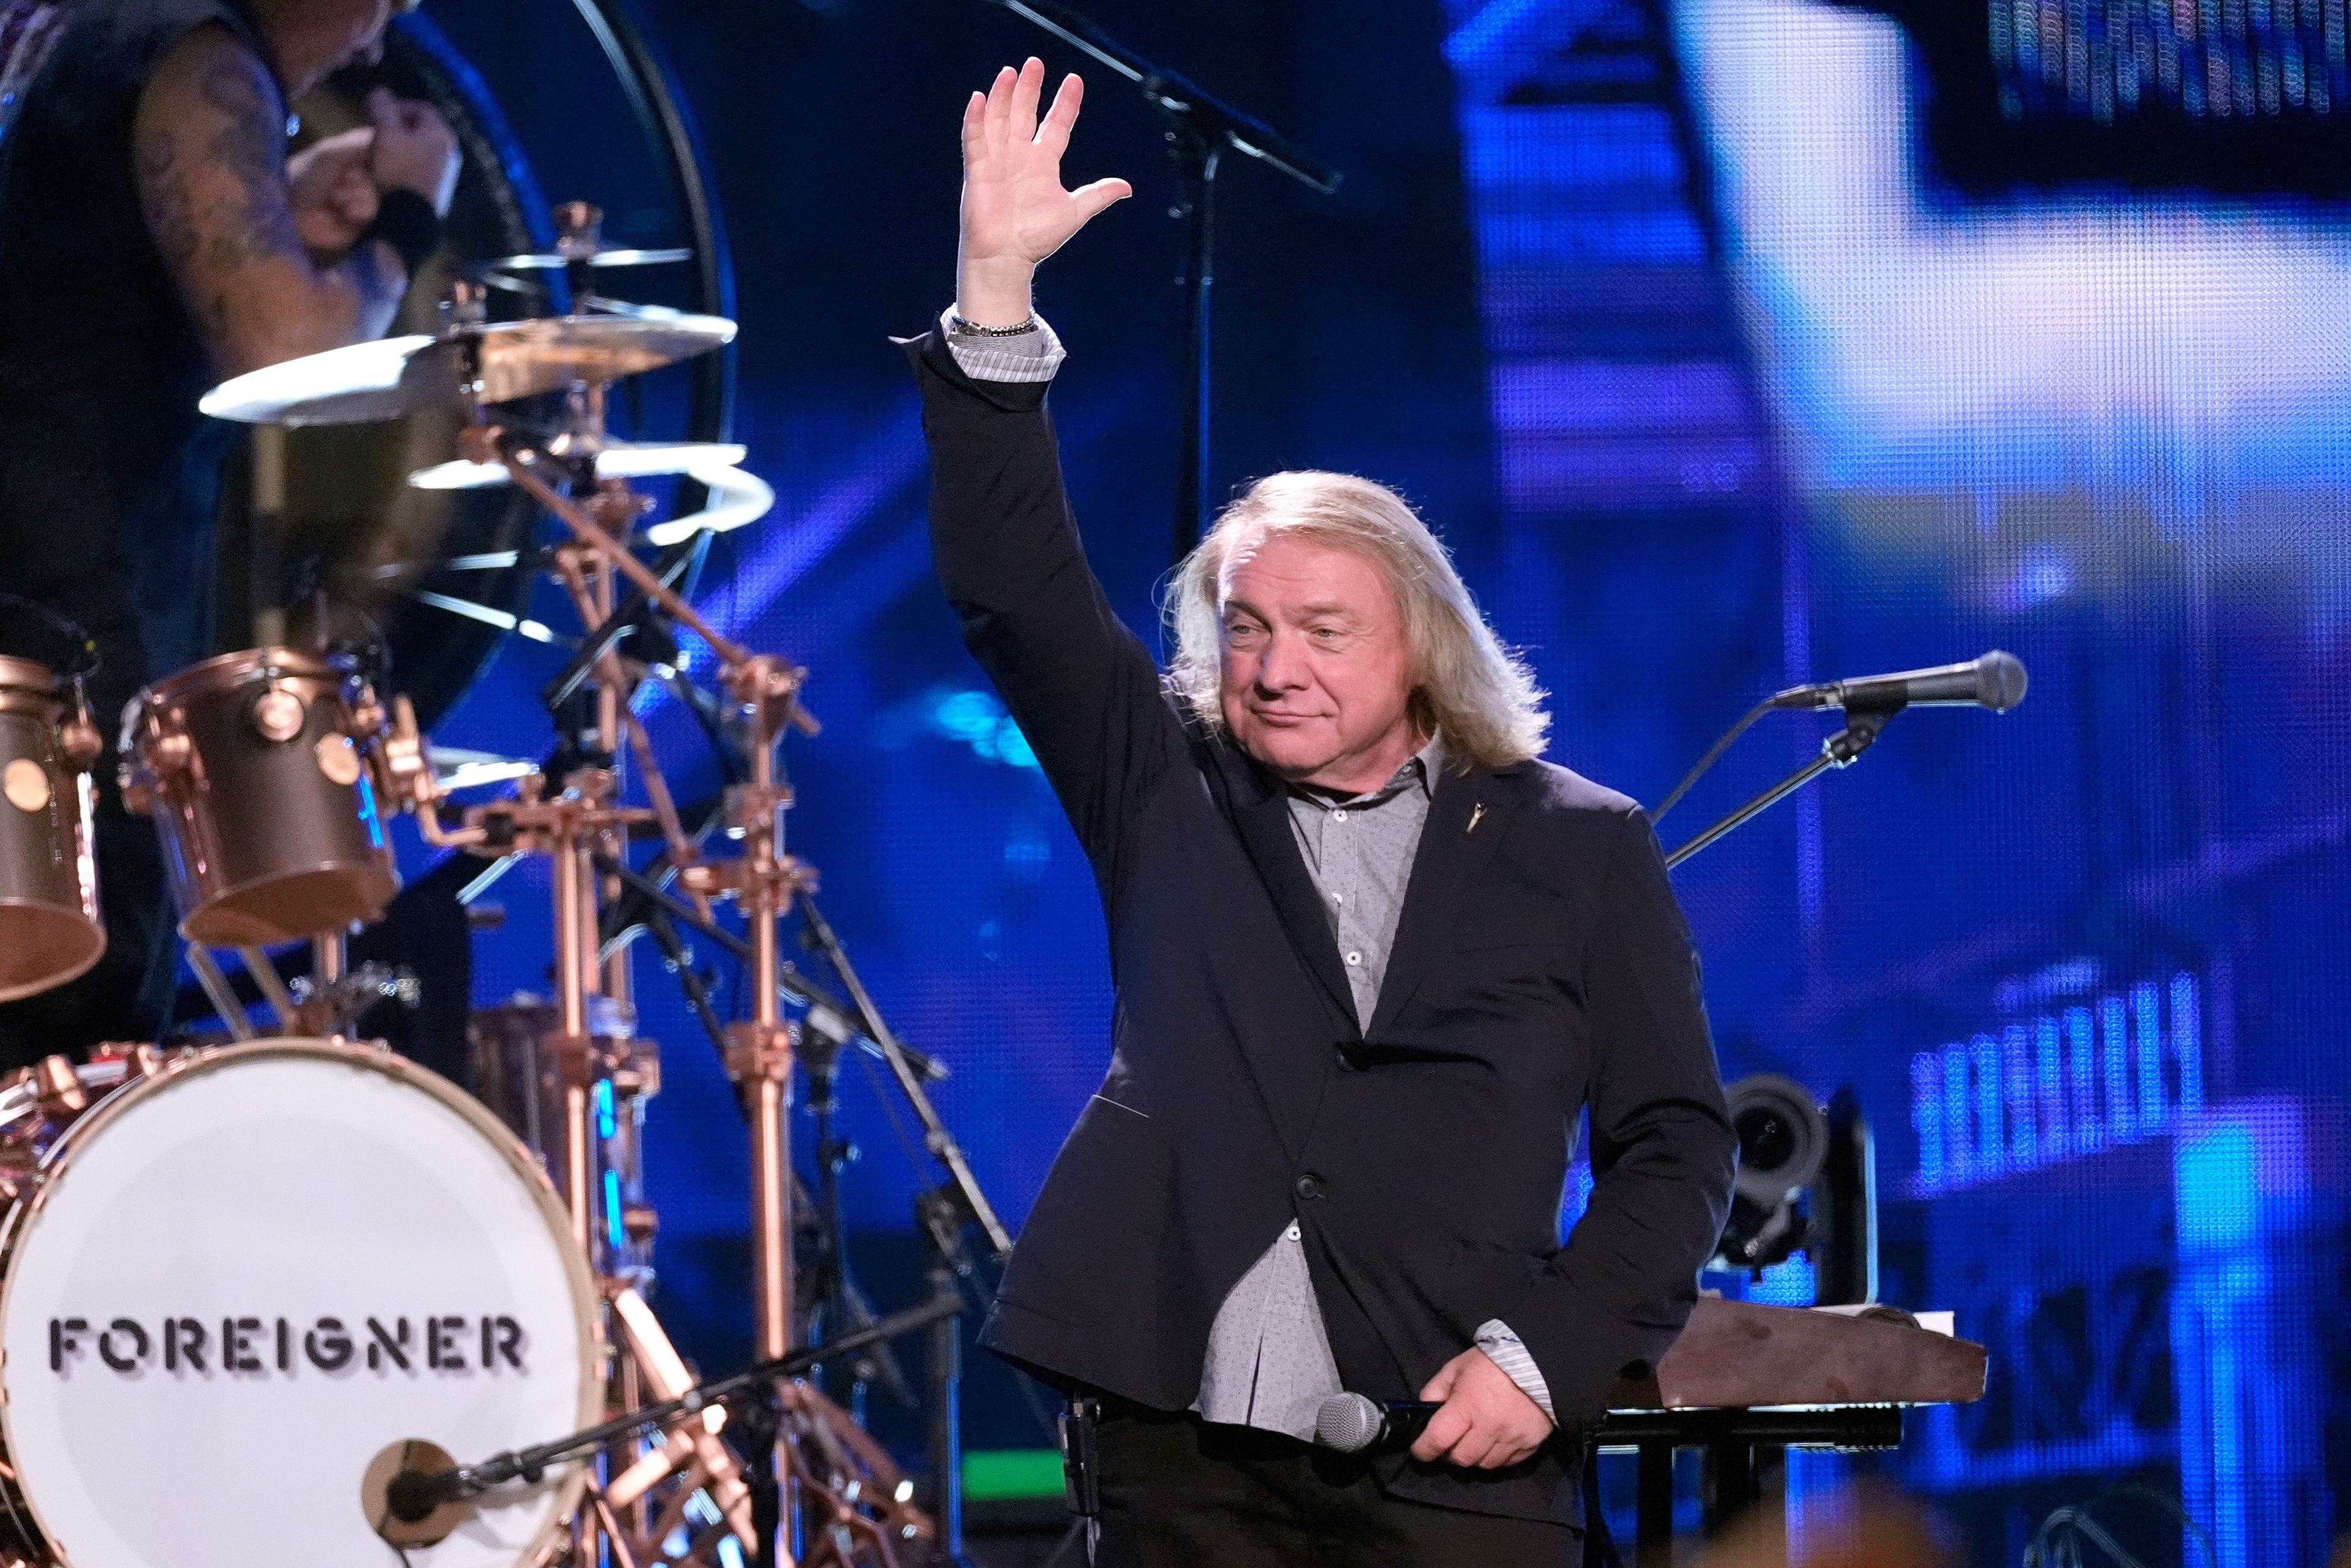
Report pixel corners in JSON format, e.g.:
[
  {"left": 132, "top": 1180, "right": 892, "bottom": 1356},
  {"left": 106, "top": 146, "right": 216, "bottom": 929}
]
[
  {"left": 441, "top": 418, "right": 821, "bottom": 1566},
  {"left": 411, "top": 752, "right": 765, "bottom": 1567},
  {"left": 590, "top": 819, "right": 1007, "bottom": 1568}
]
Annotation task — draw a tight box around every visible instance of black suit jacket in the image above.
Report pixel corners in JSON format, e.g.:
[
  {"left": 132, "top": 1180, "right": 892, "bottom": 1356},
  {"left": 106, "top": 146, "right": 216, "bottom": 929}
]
[{"left": 907, "top": 331, "right": 1736, "bottom": 1527}]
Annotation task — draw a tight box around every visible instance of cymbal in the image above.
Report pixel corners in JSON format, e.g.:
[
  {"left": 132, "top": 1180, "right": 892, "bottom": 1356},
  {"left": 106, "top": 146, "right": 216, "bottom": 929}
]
[
  {"left": 199, "top": 334, "right": 436, "bottom": 425},
  {"left": 484, "top": 247, "right": 692, "bottom": 271},
  {"left": 431, "top": 747, "right": 538, "bottom": 792},
  {"left": 408, "top": 441, "right": 749, "bottom": 491},
  {"left": 198, "top": 313, "right": 738, "bottom": 426},
  {"left": 467, "top": 314, "right": 736, "bottom": 404}
]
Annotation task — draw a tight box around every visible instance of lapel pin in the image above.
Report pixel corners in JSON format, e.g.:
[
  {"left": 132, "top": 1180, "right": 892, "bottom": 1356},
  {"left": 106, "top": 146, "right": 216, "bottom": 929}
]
[{"left": 1466, "top": 803, "right": 1486, "bottom": 834}]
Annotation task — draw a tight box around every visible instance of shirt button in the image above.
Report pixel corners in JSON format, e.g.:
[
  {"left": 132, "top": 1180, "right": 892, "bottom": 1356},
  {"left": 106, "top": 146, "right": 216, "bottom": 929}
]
[
  {"left": 1345, "top": 951, "right": 1362, "bottom": 966},
  {"left": 1332, "top": 810, "right": 1347, "bottom": 822},
  {"left": 1294, "top": 1173, "right": 1324, "bottom": 1200}
]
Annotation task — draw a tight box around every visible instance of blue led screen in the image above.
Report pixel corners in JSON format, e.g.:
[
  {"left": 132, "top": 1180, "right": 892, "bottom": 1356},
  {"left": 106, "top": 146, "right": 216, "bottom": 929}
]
[{"left": 375, "top": 0, "right": 2344, "bottom": 1555}]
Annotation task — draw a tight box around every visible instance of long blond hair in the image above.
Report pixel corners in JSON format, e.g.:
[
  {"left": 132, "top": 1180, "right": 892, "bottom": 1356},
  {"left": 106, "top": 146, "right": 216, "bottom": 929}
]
[{"left": 1164, "top": 471, "right": 1549, "bottom": 770}]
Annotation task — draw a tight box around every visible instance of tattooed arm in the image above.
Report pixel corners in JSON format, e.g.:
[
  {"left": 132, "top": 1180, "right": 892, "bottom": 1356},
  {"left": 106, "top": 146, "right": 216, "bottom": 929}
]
[{"left": 133, "top": 25, "right": 404, "bottom": 376}]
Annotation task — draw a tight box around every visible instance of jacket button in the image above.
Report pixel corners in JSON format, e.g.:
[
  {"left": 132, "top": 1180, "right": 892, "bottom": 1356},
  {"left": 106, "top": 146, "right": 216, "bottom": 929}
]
[{"left": 1294, "top": 1173, "right": 1324, "bottom": 1200}]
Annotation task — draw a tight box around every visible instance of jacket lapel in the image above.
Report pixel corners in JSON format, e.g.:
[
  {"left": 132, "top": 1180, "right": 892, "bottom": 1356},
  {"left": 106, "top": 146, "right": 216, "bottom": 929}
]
[
  {"left": 1209, "top": 742, "right": 1362, "bottom": 1036},
  {"left": 1368, "top": 765, "right": 1520, "bottom": 1038}
]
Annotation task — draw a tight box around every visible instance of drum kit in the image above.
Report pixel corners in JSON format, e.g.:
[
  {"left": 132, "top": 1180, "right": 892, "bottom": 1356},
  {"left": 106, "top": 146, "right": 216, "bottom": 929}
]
[{"left": 0, "top": 208, "right": 992, "bottom": 1568}]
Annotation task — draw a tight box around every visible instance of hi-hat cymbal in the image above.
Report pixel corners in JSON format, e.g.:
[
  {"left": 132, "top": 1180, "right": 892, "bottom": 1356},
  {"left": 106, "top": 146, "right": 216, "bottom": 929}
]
[
  {"left": 484, "top": 247, "right": 692, "bottom": 272},
  {"left": 408, "top": 441, "right": 749, "bottom": 490},
  {"left": 198, "top": 313, "right": 738, "bottom": 426}
]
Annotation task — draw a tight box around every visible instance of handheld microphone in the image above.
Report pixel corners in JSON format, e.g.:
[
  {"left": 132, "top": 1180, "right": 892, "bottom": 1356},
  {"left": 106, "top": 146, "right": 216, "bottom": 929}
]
[
  {"left": 1770, "top": 650, "right": 2028, "bottom": 713},
  {"left": 1313, "top": 1393, "right": 1442, "bottom": 1455}
]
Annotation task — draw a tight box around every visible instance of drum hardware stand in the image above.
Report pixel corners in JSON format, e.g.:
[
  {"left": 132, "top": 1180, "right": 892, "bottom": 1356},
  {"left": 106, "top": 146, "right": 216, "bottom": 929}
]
[
  {"left": 182, "top": 938, "right": 418, "bottom": 1042},
  {"left": 183, "top": 947, "right": 259, "bottom": 1041},
  {"left": 399, "top": 408, "right": 868, "bottom": 1566},
  {"left": 587, "top": 848, "right": 1002, "bottom": 1568}
]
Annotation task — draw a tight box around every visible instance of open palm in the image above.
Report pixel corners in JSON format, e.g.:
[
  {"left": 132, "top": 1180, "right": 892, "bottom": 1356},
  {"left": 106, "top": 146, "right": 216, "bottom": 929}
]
[{"left": 958, "top": 59, "right": 1131, "bottom": 321}]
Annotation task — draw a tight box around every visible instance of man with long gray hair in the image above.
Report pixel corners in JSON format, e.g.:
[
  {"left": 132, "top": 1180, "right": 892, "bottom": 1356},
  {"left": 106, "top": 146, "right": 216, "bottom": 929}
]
[{"left": 907, "top": 58, "right": 1735, "bottom": 1566}]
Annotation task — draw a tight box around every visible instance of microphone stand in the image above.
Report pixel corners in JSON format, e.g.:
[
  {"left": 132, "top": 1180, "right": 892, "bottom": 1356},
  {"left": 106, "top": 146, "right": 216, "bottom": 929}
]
[
  {"left": 1663, "top": 705, "right": 1897, "bottom": 869},
  {"left": 794, "top": 888, "right": 1012, "bottom": 1568},
  {"left": 977, "top": 0, "right": 1343, "bottom": 558},
  {"left": 394, "top": 1292, "right": 966, "bottom": 1523}
]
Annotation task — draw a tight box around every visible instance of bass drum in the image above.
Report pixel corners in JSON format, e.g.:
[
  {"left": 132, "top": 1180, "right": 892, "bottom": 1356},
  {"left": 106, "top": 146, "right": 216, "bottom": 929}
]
[{"left": 0, "top": 1040, "right": 600, "bottom": 1568}]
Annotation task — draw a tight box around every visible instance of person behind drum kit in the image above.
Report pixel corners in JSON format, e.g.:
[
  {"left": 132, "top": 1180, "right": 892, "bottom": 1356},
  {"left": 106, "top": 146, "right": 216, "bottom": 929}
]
[
  {"left": 0, "top": 0, "right": 460, "bottom": 1065},
  {"left": 907, "top": 60, "right": 1737, "bottom": 1567}
]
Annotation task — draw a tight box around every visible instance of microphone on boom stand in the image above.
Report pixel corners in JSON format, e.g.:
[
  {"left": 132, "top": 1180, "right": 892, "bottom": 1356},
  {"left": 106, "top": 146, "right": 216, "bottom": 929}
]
[
  {"left": 1658, "top": 650, "right": 2032, "bottom": 868},
  {"left": 1768, "top": 650, "right": 2028, "bottom": 713},
  {"left": 362, "top": 1438, "right": 471, "bottom": 1546}
]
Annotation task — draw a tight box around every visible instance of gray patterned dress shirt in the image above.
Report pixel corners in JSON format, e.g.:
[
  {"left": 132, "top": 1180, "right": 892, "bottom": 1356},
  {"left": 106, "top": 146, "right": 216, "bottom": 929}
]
[{"left": 943, "top": 312, "right": 1556, "bottom": 1439}]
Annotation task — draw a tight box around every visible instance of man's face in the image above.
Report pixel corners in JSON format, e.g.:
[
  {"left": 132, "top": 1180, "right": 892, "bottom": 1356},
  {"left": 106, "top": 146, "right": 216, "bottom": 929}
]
[
  {"left": 271, "top": 0, "right": 397, "bottom": 95},
  {"left": 1217, "top": 533, "right": 1419, "bottom": 792}
]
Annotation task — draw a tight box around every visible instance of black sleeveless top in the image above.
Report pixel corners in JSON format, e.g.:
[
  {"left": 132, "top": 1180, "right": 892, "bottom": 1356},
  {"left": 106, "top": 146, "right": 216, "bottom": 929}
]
[{"left": 0, "top": 0, "right": 274, "bottom": 727}]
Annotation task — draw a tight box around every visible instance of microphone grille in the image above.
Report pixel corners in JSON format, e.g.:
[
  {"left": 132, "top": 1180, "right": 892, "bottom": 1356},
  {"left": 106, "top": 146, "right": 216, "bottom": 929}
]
[
  {"left": 1314, "top": 1392, "right": 1383, "bottom": 1454},
  {"left": 1979, "top": 650, "right": 2029, "bottom": 712}
]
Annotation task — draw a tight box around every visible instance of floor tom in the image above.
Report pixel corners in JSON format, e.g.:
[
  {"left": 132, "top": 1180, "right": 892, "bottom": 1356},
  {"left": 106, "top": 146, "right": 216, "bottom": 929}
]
[{"left": 0, "top": 657, "right": 102, "bottom": 1000}]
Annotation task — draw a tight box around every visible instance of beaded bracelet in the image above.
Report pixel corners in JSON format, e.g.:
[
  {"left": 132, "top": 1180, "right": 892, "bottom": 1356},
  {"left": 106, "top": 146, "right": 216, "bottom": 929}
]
[{"left": 948, "top": 312, "right": 1040, "bottom": 337}]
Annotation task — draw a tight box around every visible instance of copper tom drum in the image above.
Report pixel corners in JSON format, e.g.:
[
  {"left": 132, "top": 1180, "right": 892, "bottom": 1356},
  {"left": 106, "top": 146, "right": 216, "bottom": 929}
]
[
  {"left": 0, "top": 658, "right": 102, "bottom": 1000},
  {"left": 119, "top": 648, "right": 399, "bottom": 947}
]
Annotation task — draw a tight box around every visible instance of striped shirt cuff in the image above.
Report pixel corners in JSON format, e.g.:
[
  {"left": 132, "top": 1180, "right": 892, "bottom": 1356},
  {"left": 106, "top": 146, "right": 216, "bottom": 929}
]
[
  {"left": 939, "top": 306, "right": 1065, "bottom": 384},
  {"left": 1475, "top": 1319, "right": 1557, "bottom": 1424}
]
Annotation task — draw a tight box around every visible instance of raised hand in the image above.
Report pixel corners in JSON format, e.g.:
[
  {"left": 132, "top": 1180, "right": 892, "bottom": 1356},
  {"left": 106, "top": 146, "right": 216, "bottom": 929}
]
[{"left": 957, "top": 58, "right": 1132, "bottom": 326}]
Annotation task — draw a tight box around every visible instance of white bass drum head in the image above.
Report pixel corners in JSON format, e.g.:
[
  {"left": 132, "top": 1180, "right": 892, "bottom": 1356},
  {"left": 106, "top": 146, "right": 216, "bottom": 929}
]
[{"left": 0, "top": 1040, "right": 598, "bottom": 1568}]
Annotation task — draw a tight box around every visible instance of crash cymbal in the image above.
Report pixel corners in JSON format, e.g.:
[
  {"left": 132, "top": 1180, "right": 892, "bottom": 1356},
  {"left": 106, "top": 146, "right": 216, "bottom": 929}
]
[
  {"left": 199, "top": 334, "right": 438, "bottom": 425},
  {"left": 198, "top": 313, "right": 738, "bottom": 426},
  {"left": 408, "top": 441, "right": 749, "bottom": 490}
]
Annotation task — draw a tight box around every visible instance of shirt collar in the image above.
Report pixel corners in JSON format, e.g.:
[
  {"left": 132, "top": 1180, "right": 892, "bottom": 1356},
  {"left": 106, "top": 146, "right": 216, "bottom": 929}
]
[{"left": 1289, "top": 731, "right": 1444, "bottom": 811}]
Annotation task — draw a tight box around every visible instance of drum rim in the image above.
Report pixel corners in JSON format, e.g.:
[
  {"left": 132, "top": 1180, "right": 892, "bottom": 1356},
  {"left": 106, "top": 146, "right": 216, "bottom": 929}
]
[
  {"left": 174, "top": 857, "right": 402, "bottom": 947},
  {"left": 135, "top": 646, "right": 350, "bottom": 705},
  {"left": 0, "top": 656, "right": 62, "bottom": 697},
  {"left": 0, "top": 1037, "right": 604, "bottom": 1568}
]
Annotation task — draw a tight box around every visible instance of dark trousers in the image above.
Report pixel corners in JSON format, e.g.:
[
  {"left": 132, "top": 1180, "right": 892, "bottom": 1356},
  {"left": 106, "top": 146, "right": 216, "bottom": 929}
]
[{"left": 1093, "top": 1405, "right": 1581, "bottom": 1568}]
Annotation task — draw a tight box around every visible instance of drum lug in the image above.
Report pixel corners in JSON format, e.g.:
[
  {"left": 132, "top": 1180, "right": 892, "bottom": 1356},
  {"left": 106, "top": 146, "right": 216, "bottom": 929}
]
[
  {"left": 89, "top": 1042, "right": 166, "bottom": 1084},
  {"left": 148, "top": 730, "right": 190, "bottom": 775},
  {"left": 30, "top": 1055, "right": 84, "bottom": 1120},
  {"left": 249, "top": 685, "right": 308, "bottom": 744},
  {"left": 58, "top": 708, "right": 100, "bottom": 771}
]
